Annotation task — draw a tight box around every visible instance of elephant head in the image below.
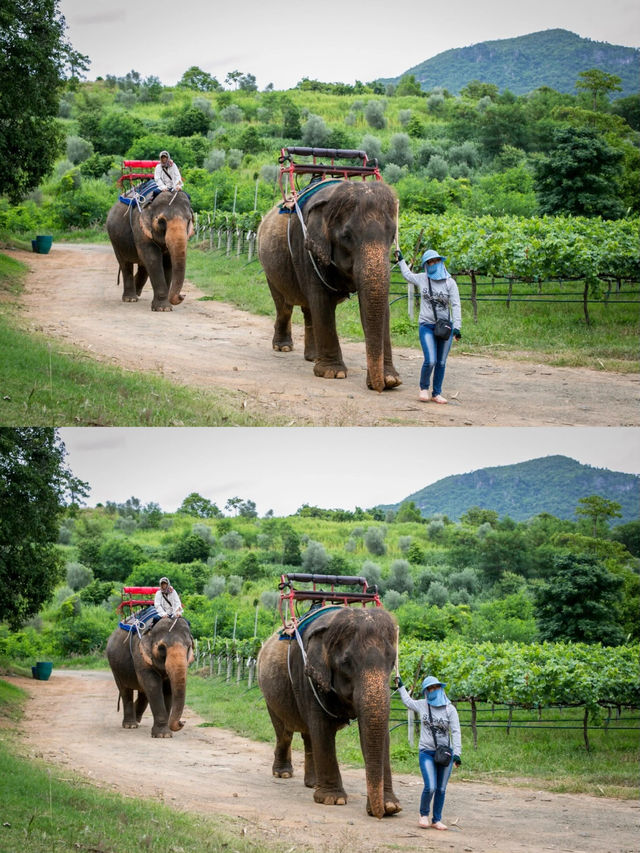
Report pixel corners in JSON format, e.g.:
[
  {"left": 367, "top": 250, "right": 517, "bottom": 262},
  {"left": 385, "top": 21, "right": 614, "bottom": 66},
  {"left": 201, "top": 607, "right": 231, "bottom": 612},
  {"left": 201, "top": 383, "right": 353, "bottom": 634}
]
[
  {"left": 303, "top": 181, "right": 399, "bottom": 392},
  {"left": 138, "top": 616, "right": 194, "bottom": 732},
  {"left": 138, "top": 191, "right": 194, "bottom": 306}
]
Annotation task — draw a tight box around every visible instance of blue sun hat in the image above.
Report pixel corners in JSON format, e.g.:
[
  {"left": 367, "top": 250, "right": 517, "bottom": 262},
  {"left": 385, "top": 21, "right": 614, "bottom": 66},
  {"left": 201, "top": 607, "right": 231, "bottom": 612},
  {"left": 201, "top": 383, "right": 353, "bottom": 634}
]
[
  {"left": 421, "top": 249, "right": 448, "bottom": 279},
  {"left": 421, "top": 675, "right": 448, "bottom": 706}
]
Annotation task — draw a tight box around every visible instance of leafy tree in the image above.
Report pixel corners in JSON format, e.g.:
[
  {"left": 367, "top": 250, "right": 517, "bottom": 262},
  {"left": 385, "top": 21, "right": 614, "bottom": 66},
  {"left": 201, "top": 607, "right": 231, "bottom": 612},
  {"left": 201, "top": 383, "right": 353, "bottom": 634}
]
[
  {"left": 97, "top": 111, "right": 144, "bottom": 155},
  {"left": 460, "top": 507, "right": 499, "bottom": 528},
  {"left": 301, "top": 540, "right": 329, "bottom": 573},
  {"left": 609, "top": 520, "right": 640, "bottom": 557},
  {"left": 395, "top": 74, "right": 422, "bottom": 97},
  {"left": 178, "top": 66, "right": 221, "bottom": 92},
  {"left": 460, "top": 80, "right": 499, "bottom": 101},
  {"left": 219, "top": 530, "right": 244, "bottom": 550},
  {"left": 0, "top": 428, "right": 88, "bottom": 629},
  {"left": 177, "top": 492, "right": 222, "bottom": 518},
  {"left": 395, "top": 501, "right": 422, "bottom": 523},
  {"left": 611, "top": 94, "right": 640, "bottom": 131},
  {"left": 169, "top": 106, "right": 211, "bottom": 137},
  {"left": 0, "top": 0, "right": 88, "bottom": 201},
  {"left": 282, "top": 100, "right": 302, "bottom": 138},
  {"left": 204, "top": 575, "right": 226, "bottom": 598},
  {"left": 386, "top": 560, "right": 414, "bottom": 594},
  {"left": 301, "top": 114, "right": 330, "bottom": 147},
  {"left": 364, "top": 527, "right": 386, "bottom": 556},
  {"left": 575, "top": 69, "right": 622, "bottom": 110},
  {"left": 534, "top": 127, "right": 624, "bottom": 218},
  {"left": 281, "top": 525, "right": 301, "bottom": 566},
  {"left": 96, "top": 538, "right": 145, "bottom": 582},
  {"left": 575, "top": 495, "right": 622, "bottom": 537},
  {"left": 167, "top": 533, "right": 211, "bottom": 564},
  {"left": 364, "top": 101, "right": 386, "bottom": 130},
  {"left": 534, "top": 553, "right": 624, "bottom": 644},
  {"left": 66, "top": 562, "right": 93, "bottom": 591}
]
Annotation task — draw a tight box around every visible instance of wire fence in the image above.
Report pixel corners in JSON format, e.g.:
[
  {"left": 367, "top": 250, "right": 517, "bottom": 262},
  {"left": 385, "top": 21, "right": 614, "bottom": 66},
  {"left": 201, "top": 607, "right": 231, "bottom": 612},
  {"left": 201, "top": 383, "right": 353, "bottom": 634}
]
[{"left": 192, "top": 217, "right": 639, "bottom": 325}]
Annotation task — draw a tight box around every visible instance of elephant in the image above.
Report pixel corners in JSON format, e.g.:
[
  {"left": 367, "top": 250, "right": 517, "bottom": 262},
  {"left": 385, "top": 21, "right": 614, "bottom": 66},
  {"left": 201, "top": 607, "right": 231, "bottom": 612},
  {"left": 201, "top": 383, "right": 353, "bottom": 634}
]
[
  {"left": 257, "top": 606, "right": 401, "bottom": 819},
  {"left": 106, "top": 190, "right": 194, "bottom": 311},
  {"left": 105, "top": 616, "right": 194, "bottom": 737},
  {"left": 257, "top": 180, "right": 402, "bottom": 393}
]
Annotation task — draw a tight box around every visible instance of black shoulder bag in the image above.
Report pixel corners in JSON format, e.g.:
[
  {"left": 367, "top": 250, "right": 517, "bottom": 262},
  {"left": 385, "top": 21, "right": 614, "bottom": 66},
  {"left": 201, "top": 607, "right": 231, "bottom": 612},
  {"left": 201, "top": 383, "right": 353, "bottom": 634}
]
[
  {"left": 427, "top": 704, "right": 453, "bottom": 766},
  {"left": 427, "top": 276, "right": 453, "bottom": 340}
]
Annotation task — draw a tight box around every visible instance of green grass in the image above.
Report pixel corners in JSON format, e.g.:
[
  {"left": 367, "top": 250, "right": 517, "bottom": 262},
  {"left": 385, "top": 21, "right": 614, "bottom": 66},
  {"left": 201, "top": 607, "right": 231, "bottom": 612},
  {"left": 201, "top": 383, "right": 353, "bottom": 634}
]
[
  {"left": 186, "top": 675, "right": 639, "bottom": 800},
  {"left": 188, "top": 248, "right": 640, "bottom": 373},
  {"left": 0, "top": 679, "right": 279, "bottom": 853},
  {"left": 0, "top": 254, "right": 282, "bottom": 426}
]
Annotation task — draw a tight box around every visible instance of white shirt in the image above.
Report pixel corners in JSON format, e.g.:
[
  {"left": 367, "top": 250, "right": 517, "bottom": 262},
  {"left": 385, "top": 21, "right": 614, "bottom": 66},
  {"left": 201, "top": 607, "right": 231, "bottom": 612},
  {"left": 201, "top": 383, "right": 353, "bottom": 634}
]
[
  {"left": 154, "top": 160, "right": 183, "bottom": 191},
  {"left": 154, "top": 586, "right": 183, "bottom": 616}
]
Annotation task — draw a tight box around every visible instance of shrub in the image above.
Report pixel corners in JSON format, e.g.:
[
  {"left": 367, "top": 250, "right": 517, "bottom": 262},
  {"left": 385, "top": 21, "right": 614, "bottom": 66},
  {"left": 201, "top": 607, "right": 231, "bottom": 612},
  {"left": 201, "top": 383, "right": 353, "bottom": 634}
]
[
  {"left": 220, "top": 530, "right": 244, "bottom": 550},
  {"left": 386, "top": 133, "right": 413, "bottom": 168},
  {"left": 301, "top": 540, "right": 330, "bottom": 573},
  {"left": 427, "top": 580, "right": 449, "bottom": 607},
  {"left": 204, "top": 149, "right": 226, "bottom": 171},
  {"left": 66, "top": 562, "right": 94, "bottom": 591},
  {"left": 361, "top": 560, "right": 382, "bottom": 589},
  {"left": 96, "top": 539, "right": 145, "bottom": 582},
  {"left": 301, "top": 114, "right": 330, "bottom": 147},
  {"left": 383, "top": 590, "right": 406, "bottom": 610},
  {"left": 360, "top": 134, "right": 382, "bottom": 163},
  {"left": 364, "top": 527, "right": 386, "bottom": 556},
  {"left": 220, "top": 104, "right": 244, "bottom": 123},
  {"left": 227, "top": 575, "right": 243, "bottom": 596},
  {"left": 66, "top": 136, "right": 94, "bottom": 164},
  {"left": 386, "top": 560, "right": 414, "bottom": 594},
  {"left": 227, "top": 149, "right": 243, "bottom": 169},
  {"left": 52, "top": 180, "right": 113, "bottom": 229},
  {"left": 204, "top": 575, "right": 226, "bottom": 598},
  {"left": 426, "top": 155, "right": 449, "bottom": 181},
  {"left": 364, "top": 101, "right": 386, "bottom": 130},
  {"left": 192, "top": 523, "right": 215, "bottom": 544},
  {"left": 53, "top": 607, "right": 113, "bottom": 656}
]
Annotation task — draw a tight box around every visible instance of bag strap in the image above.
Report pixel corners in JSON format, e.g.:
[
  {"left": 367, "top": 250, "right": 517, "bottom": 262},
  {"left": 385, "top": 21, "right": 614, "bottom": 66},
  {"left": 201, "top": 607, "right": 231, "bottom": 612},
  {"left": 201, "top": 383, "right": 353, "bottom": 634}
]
[{"left": 426, "top": 276, "right": 450, "bottom": 321}]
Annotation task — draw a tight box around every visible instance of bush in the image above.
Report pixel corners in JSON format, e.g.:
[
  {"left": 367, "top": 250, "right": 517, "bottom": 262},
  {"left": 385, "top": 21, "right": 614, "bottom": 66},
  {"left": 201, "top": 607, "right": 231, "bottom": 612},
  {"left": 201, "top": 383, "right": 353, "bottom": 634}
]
[
  {"left": 66, "top": 562, "right": 94, "bottom": 591},
  {"left": 386, "top": 133, "right": 413, "bottom": 168},
  {"left": 96, "top": 538, "right": 146, "bottom": 582},
  {"left": 361, "top": 560, "right": 382, "bottom": 589},
  {"left": 204, "top": 575, "right": 226, "bottom": 598},
  {"left": 66, "top": 136, "right": 94, "bottom": 164},
  {"left": 220, "top": 530, "right": 244, "bottom": 550},
  {"left": 386, "top": 560, "right": 414, "bottom": 594},
  {"left": 53, "top": 607, "right": 113, "bottom": 656},
  {"left": 426, "top": 580, "right": 449, "bottom": 607},
  {"left": 364, "top": 527, "right": 386, "bottom": 556},
  {"left": 301, "top": 115, "right": 330, "bottom": 147},
  {"left": 426, "top": 155, "right": 449, "bottom": 181},
  {"left": 167, "top": 533, "right": 212, "bottom": 563},
  {"left": 302, "top": 540, "right": 330, "bottom": 573},
  {"left": 364, "top": 101, "right": 386, "bottom": 130},
  {"left": 204, "top": 149, "right": 226, "bottom": 171},
  {"left": 52, "top": 180, "right": 113, "bottom": 229}
]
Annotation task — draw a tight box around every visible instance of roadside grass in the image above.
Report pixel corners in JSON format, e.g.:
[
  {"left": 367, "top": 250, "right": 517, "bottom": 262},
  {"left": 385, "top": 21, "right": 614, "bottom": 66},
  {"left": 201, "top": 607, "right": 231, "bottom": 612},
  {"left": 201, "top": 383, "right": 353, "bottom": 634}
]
[
  {"left": 0, "top": 254, "right": 282, "bottom": 426},
  {"left": 186, "top": 675, "right": 639, "bottom": 800},
  {"left": 188, "top": 249, "right": 639, "bottom": 373},
  {"left": 0, "top": 680, "right": 279, "bottom": 853}
]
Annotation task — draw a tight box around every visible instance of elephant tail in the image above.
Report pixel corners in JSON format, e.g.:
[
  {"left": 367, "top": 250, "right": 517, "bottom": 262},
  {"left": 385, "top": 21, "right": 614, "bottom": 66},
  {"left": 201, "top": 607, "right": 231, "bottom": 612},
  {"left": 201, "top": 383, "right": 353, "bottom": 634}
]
[
  {"left": 116, "top": 267, "right": 121, "bottom": 288},
  {"left": 117, "top": 693, "right": 121, "bottom": 711}
]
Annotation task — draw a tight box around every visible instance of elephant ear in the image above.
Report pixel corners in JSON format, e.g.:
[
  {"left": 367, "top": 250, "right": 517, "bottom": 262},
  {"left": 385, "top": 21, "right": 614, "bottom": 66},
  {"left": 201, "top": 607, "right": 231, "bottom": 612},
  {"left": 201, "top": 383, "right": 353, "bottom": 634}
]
[
  {"left": 138, "top": 205, "right": 155, "bottom": 241},
  {"left": 303, "top": 618, "right": 332, "bottom": 693},
  {"left": 139, "top": 632, "right": 154, "bottom": 667},
  {"left": 302, "top": 195, "right": 331, "bottom": 267}
]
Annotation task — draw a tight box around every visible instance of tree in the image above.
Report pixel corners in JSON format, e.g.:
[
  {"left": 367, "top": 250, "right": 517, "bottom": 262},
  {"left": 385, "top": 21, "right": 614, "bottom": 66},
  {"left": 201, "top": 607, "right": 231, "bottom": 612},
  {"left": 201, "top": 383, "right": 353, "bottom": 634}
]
[
  {"left": 533, "top": 127, "right": 624, "bottom": 218},
  {"left": 395, "top": 74, "right": 422, "bottom": 97},
  {"left": 534, "top": 553, "right": 624, "bottom": 644},
  {"left": 609, "top": 520, "right": 640, "bottom": 557},
  {"left": 0, "top": 428, "right": 88, "bottom": 628},
  {"left": 177, "top": 66, "right": 221, "bottom": 92},
  {"left": 575, "top": 69, "right": 622, "bottom": 111},
  {"left": 177, "top": 492, "right": 221, "bottom": 518},
  {"left": 395, "top": 501, "right": 422, "bottom": 523},
  {"left": 575, "top": 495, "right": 622, "bottom": 537},
  {"left": 0, "top": 0, "right": 89, "bottom": 201}
]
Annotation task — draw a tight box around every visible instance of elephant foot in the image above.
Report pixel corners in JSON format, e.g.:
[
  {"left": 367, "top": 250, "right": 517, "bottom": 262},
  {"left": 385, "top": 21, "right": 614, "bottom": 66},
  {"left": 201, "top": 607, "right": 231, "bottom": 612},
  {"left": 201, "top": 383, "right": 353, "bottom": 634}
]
[
  {"left": 366, "top": 367, "right": 402, "bottom": 390},
  {"left": 151, "top": 727, "right": 173, "bottom": 738},
  {"left": 151, "top": 302, "right": 173, "bottom": 312},
  {"left": 272, "top": 762, "right": 293, "bottom": 778},
  {"left": 314, "top": 787, "right": 348, "bottom": 806},
  {"left": 366, "top": 795, "right": 402, "bottom": 817},
  {"left": 313, "top": 360, "right": 347, "bottom": 380},
  {"left": 122, "top": 721, "right": 139, "bottom": 729},
  {"left": 122, "top": 295, "right": 139, "bottom": 303},
  {"left": 273, "top": 340, "right": 293, "bottom": 352}
]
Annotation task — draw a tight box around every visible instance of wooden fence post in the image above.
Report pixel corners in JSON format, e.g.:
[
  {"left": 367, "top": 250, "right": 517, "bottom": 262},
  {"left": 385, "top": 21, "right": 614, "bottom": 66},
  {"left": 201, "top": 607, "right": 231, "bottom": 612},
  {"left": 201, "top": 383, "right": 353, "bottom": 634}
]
[
  {"left": 470, "top": 271, "right": 478, "bottom": 322},
  {"left": 471, "top": 697, "right": 478, "bottom": 749}
]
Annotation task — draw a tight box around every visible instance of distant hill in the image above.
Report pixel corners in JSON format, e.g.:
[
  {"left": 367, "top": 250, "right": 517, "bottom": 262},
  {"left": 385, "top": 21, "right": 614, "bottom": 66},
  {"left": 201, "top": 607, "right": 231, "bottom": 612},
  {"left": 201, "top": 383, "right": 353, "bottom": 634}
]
[
  {"left": 382, "top": 455, "right": 639, "bottom": 524},
  {"left": 384, "top": 29, "right": 639, "bottom": 98}
]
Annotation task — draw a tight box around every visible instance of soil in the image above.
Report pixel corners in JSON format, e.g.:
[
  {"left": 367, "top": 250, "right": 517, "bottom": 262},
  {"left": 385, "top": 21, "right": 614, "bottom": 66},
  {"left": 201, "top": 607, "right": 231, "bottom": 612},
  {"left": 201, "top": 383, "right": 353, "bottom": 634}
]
[
  {"left": 6, "top": 244, "right": 639, "bottom": 427},
  {"left": 4, "top": 671, "right": 638, "bottom": 853}
]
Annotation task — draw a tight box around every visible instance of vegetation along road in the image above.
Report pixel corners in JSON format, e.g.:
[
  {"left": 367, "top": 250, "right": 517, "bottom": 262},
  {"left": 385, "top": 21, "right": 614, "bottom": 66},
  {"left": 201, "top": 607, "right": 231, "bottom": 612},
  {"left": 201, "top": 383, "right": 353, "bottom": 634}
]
[
  {"left": 8, "top": 244, "right": 639, "bottom": 427},
  {"left": 5, "top": 670, "right": 638, "bottom": 853}
]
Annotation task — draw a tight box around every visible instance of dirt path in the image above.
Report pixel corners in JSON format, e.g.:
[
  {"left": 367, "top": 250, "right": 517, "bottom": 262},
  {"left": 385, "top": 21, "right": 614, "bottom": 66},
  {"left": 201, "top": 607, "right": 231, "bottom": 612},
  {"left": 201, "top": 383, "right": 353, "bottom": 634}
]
[
  {"left": 7, "top": 244, "right": 639, "bottom": 426},
  {"left": 4, "top": 671, "right": 638, "bottom": 853}
]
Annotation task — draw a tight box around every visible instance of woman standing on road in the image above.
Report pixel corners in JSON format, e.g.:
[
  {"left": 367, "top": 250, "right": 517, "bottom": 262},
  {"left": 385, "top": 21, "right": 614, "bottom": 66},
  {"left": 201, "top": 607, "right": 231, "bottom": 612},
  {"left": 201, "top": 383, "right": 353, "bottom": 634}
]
[
  {"left": 395, "top": 674, "right": 461, "bottom": 830},
  {"left": 394, "top": 249, "right": 461, "bottom": 404}
]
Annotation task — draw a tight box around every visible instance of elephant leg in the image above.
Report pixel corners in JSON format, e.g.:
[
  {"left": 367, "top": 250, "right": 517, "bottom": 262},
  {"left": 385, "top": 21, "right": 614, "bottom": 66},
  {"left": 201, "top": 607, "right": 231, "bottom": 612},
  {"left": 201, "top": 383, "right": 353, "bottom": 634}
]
[
  {"left": 119, "top": 687, "right": 139, "bottom": 728},
  {"left": 302, "top": 731, "right": 316, "bottom": 788},
  {"left": 162, "top": 678, "right": 172, "bottom": 716},
  {"left": 138, "top": 670, "right": 172, "bottom": 737},
  {"left": 309, "top": 295, "right": 347, "bottom": 380},
  {"left": 310, "top": 724, "right": 347, "bottom": 806},
  {"left": 266, "top": 705, "right": 294, "bottom": 778},
  {"left": 119, "top": 261, "right": 139, "bottom": 303},
  {"left": 301, "top": 306, "right": 317, "bottom": 362},
  {"left": 366, "top": 730, "right": 402, "bottom": 816},
  {"left": 143, "top": 252, "right": 173, "bottom": 312},
  {"left": 135, "top": 691, "right": 148, "bottom": 723},
  {"left": 134, "top": 265, "right": 148, "bottom": 297},
  {"left": 368, "top": 302, "right": 401, "bottom": 389},
  {"left": 268, "top": 281, "right": 294, "bottom": 352}
]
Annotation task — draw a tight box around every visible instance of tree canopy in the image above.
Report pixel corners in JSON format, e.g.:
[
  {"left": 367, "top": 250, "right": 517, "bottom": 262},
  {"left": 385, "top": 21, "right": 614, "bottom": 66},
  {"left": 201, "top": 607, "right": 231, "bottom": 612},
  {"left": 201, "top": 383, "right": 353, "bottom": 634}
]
[
  {"left": 0, "top": 428, "right": 88, "bottom": 628},
  {"left": 0, "top": 0, "right": 88, "bottom": 201}
]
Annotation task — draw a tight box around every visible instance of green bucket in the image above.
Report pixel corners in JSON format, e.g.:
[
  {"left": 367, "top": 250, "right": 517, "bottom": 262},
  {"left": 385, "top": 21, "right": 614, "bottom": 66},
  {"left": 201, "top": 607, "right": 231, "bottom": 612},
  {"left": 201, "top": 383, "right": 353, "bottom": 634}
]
[
  {"left": 34, "top": 235, "right": 53, "bottom": 254},
  {"left": 33, "top": 661, "right": 53, "bottom": 680}
]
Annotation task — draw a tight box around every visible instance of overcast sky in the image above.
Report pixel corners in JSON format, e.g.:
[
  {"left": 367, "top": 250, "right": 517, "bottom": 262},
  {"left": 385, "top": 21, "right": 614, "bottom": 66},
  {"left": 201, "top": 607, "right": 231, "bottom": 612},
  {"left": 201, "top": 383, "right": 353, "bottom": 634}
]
[
  {"left": 59, "top": 0, "right": 639, "bottom": 91},
  {"left": 58, "top": 427, "right": 640, "bottom": 517}
]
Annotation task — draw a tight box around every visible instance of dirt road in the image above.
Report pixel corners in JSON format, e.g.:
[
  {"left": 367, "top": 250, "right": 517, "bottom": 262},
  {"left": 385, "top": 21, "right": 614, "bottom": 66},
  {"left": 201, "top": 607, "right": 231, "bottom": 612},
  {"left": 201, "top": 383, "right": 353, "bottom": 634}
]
[
  {"left": 5, "top": 671, "right": 638, "bottom": 853},
  {"left": 7, "top": 244, "right": 639, "bottom": 427}
]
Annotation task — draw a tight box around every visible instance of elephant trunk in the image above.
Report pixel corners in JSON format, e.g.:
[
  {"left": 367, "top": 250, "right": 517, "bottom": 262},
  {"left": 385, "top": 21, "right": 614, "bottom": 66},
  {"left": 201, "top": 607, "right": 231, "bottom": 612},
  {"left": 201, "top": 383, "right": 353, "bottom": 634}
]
[
  {"left": 357, "top": 243, "right": 391, "bottom": 393},
  {"left": 165, "top": 644, "right": 188, "bottom": 731},
  {"left": 356, "top": 670, "right": 391, "bottom": 819},
  {"left": 165, "top": 219, "right": 188, "bottom": 305}
]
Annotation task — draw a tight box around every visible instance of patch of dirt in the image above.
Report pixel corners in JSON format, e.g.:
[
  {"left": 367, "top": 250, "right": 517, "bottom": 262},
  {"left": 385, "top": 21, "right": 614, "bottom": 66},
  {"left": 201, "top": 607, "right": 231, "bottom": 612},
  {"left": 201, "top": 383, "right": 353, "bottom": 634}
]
[
  {"left": 6, "top": 244, "right": 640, "bottom": 426},
  {"left": 4, "top": 671, "right": 638, "bottom": 853}
]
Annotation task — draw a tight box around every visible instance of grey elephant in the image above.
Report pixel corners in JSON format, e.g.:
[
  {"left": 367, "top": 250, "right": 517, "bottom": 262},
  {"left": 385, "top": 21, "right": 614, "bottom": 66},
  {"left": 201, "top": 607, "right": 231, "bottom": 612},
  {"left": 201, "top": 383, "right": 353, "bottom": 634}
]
[
  {"left": 105, "top": 616, "right": 193, "bottom": 737},
  {"left": 257, "top": 181, "right": 402, "bottom": 392},
  {"left": 106, "top": 190, "right": 194, "bottom": 310},
  {"left": 257, "top": 606, "right": 401, "bottom": 819}
]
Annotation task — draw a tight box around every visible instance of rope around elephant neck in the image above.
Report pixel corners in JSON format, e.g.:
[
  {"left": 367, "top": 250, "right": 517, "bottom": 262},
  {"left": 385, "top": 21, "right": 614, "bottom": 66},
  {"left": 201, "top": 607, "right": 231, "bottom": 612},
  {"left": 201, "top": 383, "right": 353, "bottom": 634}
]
[{"left": 288, "top": 626, "right": 341, "bottom": 720}]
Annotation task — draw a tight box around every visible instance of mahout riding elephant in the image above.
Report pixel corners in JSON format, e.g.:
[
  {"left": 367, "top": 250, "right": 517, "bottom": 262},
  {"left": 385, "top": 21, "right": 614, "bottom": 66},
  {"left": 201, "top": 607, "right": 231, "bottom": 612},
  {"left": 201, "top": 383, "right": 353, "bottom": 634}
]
[
  {"left": 257, "top": 181, "right": 402, "bottom": 392},
  {"left": 257, "top": 606, "right": 401, "bottom": 819},
  {"left": 106, "top": 616, "right": 194, "bottom": 737},
  {"left": 106, "top": 190, "right": 194, "bottom": 310}
]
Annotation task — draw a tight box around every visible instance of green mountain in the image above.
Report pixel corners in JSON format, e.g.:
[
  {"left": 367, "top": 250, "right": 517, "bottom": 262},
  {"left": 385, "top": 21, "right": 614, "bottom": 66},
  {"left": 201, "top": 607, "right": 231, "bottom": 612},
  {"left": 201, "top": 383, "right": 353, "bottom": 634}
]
[
  {"left": 384, "top": 455, "right": 639, "bottom": 524},
  {"left": 386, "top": 29, "right": 639, "bottom": 98}
]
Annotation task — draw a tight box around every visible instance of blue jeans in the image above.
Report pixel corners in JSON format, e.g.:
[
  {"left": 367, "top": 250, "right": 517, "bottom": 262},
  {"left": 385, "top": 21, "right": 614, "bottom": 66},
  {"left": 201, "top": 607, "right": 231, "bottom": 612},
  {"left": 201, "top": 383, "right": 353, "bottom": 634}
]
[
  {"left": 418, "top": 323, "right": 453, "bottom": 394},
  {"left": 418, "top": 749, "right": 453, "bottom": 821}
]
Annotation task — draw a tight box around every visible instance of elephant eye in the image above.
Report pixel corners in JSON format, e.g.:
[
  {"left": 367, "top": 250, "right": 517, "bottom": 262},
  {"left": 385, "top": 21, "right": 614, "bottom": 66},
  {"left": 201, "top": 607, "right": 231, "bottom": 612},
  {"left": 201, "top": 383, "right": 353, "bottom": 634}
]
[
  {"left": 156, "top": 216, "right": 167, "bottom": 230},
  {"left": 156, "top": 642, "right": 167, "bottom": 659}
]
